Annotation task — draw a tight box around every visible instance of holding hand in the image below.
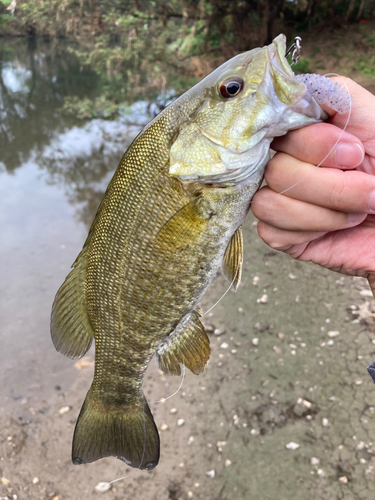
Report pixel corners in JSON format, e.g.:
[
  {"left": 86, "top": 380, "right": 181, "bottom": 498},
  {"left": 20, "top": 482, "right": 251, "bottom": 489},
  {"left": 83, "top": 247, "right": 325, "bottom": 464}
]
[{"left": 251, "top": 78, "right": 375, "bottom": 295}]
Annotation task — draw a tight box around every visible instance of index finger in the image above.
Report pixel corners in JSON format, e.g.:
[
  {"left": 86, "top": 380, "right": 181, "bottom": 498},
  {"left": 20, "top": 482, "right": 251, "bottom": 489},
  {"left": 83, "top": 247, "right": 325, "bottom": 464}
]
[{"left": 272, "top": 122, "right": 364, "bottom": 170}]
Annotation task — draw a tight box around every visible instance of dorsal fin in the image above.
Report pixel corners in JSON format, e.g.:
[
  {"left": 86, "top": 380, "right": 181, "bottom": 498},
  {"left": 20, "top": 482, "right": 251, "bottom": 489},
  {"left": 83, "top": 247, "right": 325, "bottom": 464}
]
[
  {"left": 222, "top": 225, "right": 243, "bottom": 291},
  {"left": 156, "top": 311, "right": 211, "bottom": 376},
  {"left": 51, "top": 248, "right": 94, "bottom": 359}
]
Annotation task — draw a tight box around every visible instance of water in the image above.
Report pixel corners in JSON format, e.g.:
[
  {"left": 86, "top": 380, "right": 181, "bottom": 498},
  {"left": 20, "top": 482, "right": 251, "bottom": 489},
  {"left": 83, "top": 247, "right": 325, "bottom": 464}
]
[{"left": 1, "top": 37, "right": 375, "bottom": 500}]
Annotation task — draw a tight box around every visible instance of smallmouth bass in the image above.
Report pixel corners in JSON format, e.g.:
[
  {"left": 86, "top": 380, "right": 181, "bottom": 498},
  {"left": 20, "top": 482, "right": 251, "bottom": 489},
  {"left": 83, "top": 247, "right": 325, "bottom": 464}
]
[{"left": 51, "top": 35, "right": 325, "bottom": 470}]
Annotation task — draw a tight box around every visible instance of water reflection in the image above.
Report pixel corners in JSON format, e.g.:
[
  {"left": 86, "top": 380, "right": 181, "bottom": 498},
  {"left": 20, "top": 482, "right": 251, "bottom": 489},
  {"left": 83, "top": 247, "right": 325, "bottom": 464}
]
[{"left": 0, "top": 38, "right": 101, "bottom": 173}]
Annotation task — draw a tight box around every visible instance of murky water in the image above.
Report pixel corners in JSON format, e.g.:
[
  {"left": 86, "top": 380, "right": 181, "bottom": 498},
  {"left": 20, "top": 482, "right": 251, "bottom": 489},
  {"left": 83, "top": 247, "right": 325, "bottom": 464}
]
[{"left": 1, "top": 38, "right": 375, "bottom": 500}]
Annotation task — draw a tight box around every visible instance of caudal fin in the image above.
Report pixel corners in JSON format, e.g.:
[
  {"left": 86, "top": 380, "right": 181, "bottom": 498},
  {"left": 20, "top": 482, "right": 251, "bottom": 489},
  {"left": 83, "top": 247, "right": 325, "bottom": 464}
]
[{"left": 72, "top": 390, "right": 160, "bottom": 470}]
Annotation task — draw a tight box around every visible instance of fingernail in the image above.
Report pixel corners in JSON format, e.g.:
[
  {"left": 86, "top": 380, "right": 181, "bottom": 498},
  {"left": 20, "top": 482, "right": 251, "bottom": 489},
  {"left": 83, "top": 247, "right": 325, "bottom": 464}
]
[
  {"left": 368, "top": 191, "right": 375, "bottom": 213},
  {"left": 335, "top": 142, "right": 364, "bottom": 168},
  {"left": 348, "top": 213, "right": 366, "bottom": 224}
]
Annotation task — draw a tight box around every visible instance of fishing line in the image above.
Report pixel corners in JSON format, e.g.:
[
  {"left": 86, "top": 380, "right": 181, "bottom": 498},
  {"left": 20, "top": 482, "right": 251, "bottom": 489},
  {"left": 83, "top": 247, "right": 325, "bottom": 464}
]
[
  {"left": 152, "top": 362, "right": 186, "bottom": 403},
  {"left": 250, "top": 74, "right": 352, "bottom": 204},
  {"left": 202, "top": 255, "right": 241, "bottom": 317}
]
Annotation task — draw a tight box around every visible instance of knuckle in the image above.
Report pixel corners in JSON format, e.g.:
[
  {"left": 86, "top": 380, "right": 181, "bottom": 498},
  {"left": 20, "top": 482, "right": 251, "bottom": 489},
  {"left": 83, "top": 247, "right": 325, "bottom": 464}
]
[{"left": 257, "top": 222, "right": 285, "bottom": 250}]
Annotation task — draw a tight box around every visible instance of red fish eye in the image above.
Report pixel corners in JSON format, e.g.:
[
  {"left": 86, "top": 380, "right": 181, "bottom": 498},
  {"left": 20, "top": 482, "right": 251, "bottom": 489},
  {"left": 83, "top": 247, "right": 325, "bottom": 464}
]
[{"left": 219, "top": 77, "right": 244, "bottom": 98}]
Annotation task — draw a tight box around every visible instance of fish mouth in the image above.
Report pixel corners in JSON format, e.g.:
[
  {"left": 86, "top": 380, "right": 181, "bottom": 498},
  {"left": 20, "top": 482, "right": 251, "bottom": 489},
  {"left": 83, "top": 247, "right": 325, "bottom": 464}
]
[
  {"left": 269, "top": 34, "right": 296, "bottom": 80},
  {"left": 268, "top": 34, "right": 327, "bottom": 121}
]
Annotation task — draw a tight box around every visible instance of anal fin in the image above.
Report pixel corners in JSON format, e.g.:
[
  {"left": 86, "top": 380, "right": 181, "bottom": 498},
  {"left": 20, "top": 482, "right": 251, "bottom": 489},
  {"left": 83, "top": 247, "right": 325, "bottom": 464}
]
[
  {"left": 156, "top": 311, "right": 211, "bottom": 376},
  {"left": 222, "top": 225, "right": 243, "bottom": 291}
]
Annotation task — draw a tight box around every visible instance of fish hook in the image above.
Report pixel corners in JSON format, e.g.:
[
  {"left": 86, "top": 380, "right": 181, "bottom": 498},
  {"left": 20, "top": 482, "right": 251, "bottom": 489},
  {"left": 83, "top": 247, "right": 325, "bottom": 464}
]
[{"left": 285, "top": 36, "right": 302, "bottom": 65}]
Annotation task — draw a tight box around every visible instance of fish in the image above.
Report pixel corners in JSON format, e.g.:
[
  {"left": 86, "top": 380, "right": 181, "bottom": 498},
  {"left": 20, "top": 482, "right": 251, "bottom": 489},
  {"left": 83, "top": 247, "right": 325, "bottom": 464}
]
[{"left": 51, "top": 34, "right": 326, "bottom": 470}]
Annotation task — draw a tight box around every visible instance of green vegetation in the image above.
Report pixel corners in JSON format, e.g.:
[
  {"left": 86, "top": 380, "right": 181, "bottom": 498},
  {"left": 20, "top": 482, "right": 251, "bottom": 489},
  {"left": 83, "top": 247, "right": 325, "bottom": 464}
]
[{"left": 1, "top": 0, "right": 375, "bottom": 119}]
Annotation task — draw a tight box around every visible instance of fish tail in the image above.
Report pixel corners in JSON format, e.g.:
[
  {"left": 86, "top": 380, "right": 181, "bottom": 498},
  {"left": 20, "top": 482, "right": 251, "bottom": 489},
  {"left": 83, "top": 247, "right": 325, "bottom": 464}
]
[{"left": 71, "top": 388, "right": 160, "bottom": 470}]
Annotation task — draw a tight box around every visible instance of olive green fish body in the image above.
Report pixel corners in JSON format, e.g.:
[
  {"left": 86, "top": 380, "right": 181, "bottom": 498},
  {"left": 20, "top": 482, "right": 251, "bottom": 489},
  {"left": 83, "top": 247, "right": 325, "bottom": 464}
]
[{"left": 51, "top": 34, "right": 326, "bottom": 469}]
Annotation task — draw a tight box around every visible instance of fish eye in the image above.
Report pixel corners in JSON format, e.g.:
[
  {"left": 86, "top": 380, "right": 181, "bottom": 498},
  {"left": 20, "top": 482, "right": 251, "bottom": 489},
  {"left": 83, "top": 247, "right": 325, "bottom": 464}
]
[{"left": 219, "top": 77, "right": 244, "bottom": 99}]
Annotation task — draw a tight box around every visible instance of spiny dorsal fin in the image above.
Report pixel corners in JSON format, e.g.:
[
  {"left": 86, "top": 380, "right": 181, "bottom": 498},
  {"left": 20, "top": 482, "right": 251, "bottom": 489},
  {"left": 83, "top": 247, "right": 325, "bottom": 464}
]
[
  {"left": 51, "top": 248, "right": 94, "bottom": 359},
  {"left": 222, "top": 225, "right": 243, "bottom": 291},
  {"left": 156, "top": 311, "right": 210, "bottom": 376}
]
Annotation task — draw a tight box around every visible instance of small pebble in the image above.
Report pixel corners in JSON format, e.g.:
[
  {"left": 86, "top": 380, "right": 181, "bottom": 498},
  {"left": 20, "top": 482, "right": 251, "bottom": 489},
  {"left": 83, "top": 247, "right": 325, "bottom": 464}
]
[
  {"left": 214, "top": 328, "right": 225, "bottom": 336},
  {"left": 225, "top": 459, "right": 232, "bottom": 467},
  {"left": 216, "top": 441, "right": 227, "bottom": 452},
  {"left": 188, "top": 492, "right": 193, "bottom": 498},
  {"left": 288, "top": 273, "right": 297, "bottom": 280},
  {"left": 58, "top": 406, "right": 71, "bottom": 415},
  {"left": 187, "top": 436, "right": 194, "bottom": 445},
  {"left": 1, "top": 477, "right": 10, "bottom": 486},
  {"left": 317, "top": 469, "right": 325, "bottom": 477},
  {"left": 252, "top": 338, "right": 259, "bottom": 346},
  {"left": 170, "top": 408, "right": 177, "bottom": 414},
  {"left": 204, "top": 324, "right": 215, "bottom": 334},
  {"left": 74, "top": 357, "right": 95, "bottom": 369},
  {"left": 322, "top": 418, "right": 329, "bottom": 427},
  {"left": 285, "top": 442, "right": 300, "bottom": 450},
  {"left": 311, "top": 457, "right": 320, "bottom": 466},
  {"left": 357, "top": 441, "right": 366, "bottom": 450},
  {"left": 298, "top": 398, "right": 312, "bottom": 409},
  {"left": 257, "top": 294, "right": 268, "bottom": 304},
  {"left": 327, "top": 331, "right": 340, "bottom": 338},
  {"left": 252, "top": 276, "right": 260, "bottom": 285},
  {"left": 339, "top": 476, "right": 348, "bottom": 484},
  {"left": 160, "top": 423, "right": 169, "bottom": 431},
  {"left": 355, "top": 379, "right": 363, "bottom": 385},
  {"left": 360, "top": 289, "right": 373, "bottom": 297},
  {"left": 231, "top": 349, "right": 237, "bottom": 354},
  {"left": 95, "top": 482, "right": 111, "bottom": 493},
  {"left": 32, "top": 477, "right": 40, "bottom": 484},
  {"left": 194, "top": 482, "right": 200, "bottom": 487},
  {"left": 250, "top": 429, "right": 260, "bottom": 436},
  {"left": 220, "top": 342, "right": 229, "bottom": 349},
  {"left": 206, "top": 470, "right": 215, "bottom": 478},
  {"left": 177, "top": 418, "right": 185, "bottom": 427},
  {"left": 277, "top": 332, "right": 285, "bottom": 339},
  {"left": 327, "top": 340, "right": 334, "bottom": 346}
]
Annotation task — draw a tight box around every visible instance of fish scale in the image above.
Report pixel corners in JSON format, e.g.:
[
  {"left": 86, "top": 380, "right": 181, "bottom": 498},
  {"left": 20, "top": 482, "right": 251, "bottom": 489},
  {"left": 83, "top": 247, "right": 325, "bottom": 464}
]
[{"left": 51, "top": 34, "right": 328, "bottom": 469}]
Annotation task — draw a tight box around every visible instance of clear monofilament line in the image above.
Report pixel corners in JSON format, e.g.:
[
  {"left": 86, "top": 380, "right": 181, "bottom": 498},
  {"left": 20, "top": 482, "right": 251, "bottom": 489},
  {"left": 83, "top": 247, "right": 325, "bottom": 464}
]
[{"left": 152, "top": 363, "right": 186, "bottom": 403}]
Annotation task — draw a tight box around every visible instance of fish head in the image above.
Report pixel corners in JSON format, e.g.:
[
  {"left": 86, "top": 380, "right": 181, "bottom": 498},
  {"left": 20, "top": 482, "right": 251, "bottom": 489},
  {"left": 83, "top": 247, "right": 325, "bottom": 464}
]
[{"left": 169, "top": 34, "right": 327, "bottom": 184}]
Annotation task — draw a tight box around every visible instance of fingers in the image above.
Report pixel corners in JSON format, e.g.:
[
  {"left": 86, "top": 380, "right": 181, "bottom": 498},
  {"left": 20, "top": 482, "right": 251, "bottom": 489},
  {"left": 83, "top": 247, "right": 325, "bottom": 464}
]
[
  {"left": 256, "top": 220, "right": 325, "bottom": 252},
  {"left": 263, "top": 153, "right": 375, "bottom": 214},
  {"left": 272, "top": 123, "right": 364, "bottom": 169},
  {"left": 251, "top": 186, "right": 367, "bottom": 232}
]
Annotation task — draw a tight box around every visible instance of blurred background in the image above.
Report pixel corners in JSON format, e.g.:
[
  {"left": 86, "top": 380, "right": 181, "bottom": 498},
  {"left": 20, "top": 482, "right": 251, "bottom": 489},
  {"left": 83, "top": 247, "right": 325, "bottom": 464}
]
[{"left": 1, "top": 1, "right": 375, "bottom": 499}]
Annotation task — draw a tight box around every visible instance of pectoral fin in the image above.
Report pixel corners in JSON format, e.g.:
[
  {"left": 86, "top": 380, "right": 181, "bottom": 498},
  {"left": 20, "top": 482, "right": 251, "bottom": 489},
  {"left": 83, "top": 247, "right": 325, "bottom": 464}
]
[
  {"left": 155, "top": 195, "right": 214, "bottom": 251},
  {"left": 222, "top": 226, "right": 243, "bottom": 291},
  {"left": 156, "top": 311, "right": 211, "bottom": 376}
]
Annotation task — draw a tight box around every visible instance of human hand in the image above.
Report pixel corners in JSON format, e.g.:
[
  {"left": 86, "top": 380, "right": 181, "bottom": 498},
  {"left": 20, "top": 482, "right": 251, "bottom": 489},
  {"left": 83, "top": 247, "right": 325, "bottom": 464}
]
[{"left": 251, "top": 78, "right": 375, "bottom": 296}]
